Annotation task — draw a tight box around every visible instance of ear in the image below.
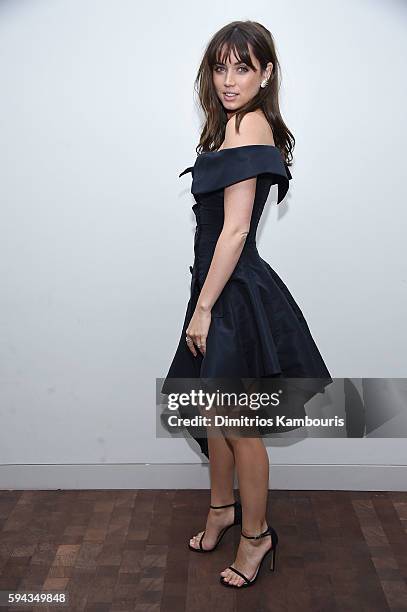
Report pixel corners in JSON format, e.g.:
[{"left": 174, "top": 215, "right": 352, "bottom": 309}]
[{"left": 265, "top": 61, "right": 273, "bottom": 80}]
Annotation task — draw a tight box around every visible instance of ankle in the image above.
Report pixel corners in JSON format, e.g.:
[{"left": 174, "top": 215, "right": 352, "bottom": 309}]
[
  {"left": 210, "top": 499, "right": 236, "bottom": 509},
  {"left": 209, "top": 505, "right": 234, "bottom": 516},
  {"left": 241, "top": 520, "right": 268, "bottom": 538}
]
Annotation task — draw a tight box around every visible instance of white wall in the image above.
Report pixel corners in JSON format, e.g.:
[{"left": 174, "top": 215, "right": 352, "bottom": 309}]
[{"left": 0, "top": 0, "right": 406, "bottom": 489}]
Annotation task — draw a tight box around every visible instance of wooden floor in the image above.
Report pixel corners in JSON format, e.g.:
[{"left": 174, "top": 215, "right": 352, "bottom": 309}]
[{"left": 0, "top": 489, "right": 406, "bottom": 611}]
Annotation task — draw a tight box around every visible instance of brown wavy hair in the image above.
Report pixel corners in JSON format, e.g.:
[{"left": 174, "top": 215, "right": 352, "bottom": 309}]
[{"left": 194, "top": 20, "right": 295, "bottom": 167}]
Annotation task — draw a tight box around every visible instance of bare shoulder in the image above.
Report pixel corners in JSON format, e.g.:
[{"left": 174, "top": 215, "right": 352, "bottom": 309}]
[{"left": 223, "top": 111, "right": 275, "bottom": 148}]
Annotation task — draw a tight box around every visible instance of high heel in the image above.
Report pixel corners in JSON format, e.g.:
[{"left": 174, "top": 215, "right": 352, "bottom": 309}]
[
  {"left": 188, "top": 500, "right": 242, "bottom": 553},
  {"left": 219, "top": 524, "right": 279, "bottom": 588}
]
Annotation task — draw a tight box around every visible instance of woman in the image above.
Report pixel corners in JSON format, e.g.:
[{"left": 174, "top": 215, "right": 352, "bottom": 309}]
[{"left": 161, "top": 20, "right": 332, "bottom": 588}]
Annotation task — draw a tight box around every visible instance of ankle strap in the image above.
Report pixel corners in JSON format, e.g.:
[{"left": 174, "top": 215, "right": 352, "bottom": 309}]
[
  {"left": 241, "top": 525, "right": 270, "bottom": 539},
  {"left": 210, "top": 501, "right": 237, "bottom": 509}
]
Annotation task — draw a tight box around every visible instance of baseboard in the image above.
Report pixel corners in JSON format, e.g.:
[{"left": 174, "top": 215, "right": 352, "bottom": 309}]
[{"left": 0, "top": 463, "right": 406, "bottom": 491}]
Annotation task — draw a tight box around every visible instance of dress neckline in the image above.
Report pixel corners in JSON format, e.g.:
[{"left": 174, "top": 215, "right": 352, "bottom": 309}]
[
  {"left": 203, "top": 144, "right": 278, "bottom": 155},
  {"left": 178, "top": 143, "right": 288, "bottom": 179}
]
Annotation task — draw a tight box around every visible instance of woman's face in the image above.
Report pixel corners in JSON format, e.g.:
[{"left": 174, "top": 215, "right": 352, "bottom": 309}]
[{"left": 213, "top": 44, "right": 272, "bottom": 116}]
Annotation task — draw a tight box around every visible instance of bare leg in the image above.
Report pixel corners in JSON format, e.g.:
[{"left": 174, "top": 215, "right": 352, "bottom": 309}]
[
  {"left": 189, "top": 430, "right": 237, "bottom": 550},
  {"left": 220, "top": 436, "right": 272, "bottom": 586}
]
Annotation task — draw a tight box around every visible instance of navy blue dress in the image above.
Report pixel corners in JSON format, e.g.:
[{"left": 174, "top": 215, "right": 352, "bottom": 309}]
[{"left": 161, "top": 144, "right": 332, "bottom": 458}]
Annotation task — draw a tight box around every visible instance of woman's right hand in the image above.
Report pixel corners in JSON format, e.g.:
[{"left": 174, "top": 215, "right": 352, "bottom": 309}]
[{"left": 185, "top": 305, "right": 212, "bottom": 357}]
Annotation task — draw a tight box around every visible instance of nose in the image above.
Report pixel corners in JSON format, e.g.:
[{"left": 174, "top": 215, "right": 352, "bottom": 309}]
[{"left": 224, "top": 70, "right": 235, "bottom": 87}]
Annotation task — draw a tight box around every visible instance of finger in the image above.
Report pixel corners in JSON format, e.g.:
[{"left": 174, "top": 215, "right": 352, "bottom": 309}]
[
  {"left": 198, "top": 335, "right": 206, "bottom": 356},
  {"left": 195, "top": 337, "right": 203, "bottom": 356},
  {"left": 185, "top": 334, "right": 197, "bottom": 356},
  {"left": 192, "top": 336, "right": 201, "bottom": 357}
]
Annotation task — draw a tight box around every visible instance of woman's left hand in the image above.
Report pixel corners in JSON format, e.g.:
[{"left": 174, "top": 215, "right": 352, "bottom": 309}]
[{"left": 185, "top": 306, "right": 212, "bottom": 357}]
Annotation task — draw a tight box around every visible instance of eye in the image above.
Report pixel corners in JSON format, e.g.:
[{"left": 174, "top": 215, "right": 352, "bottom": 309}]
[{"left": 214, "top": 65, "right": 249, "bottom": 73}]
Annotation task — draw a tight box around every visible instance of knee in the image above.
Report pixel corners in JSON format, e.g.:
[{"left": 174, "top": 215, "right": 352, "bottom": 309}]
[{"left": 226, "top": 436, "right": 264, "bottom": 451}]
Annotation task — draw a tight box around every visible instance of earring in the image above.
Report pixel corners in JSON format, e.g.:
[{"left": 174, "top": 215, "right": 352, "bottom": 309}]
[{"left": 260, "top": 78, "right": 269, "bottom": 88}]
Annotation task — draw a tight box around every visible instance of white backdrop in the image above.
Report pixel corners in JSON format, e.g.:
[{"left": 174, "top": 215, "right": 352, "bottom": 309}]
[{"left": 0, "top": 0, "right": 406, "bottom": 489}]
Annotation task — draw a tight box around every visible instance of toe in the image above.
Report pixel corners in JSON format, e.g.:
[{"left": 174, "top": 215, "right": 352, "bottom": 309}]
[
  {"left": 227, "top": 570, "right": 242, "bottom": 587},
  {"left": 189, "top": 535, "right": 198, "bottom": 549},
  {"left": 189, "top": 531, "right": 203, "bottom": 550}
]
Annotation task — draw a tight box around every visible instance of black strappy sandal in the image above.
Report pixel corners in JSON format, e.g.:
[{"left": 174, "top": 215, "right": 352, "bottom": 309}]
[
  {"left": 219, "top": 524, "right": 279, "bottom": 588},
  {"left": 188, "top": 500, "right": 242, "bottom": 553}
]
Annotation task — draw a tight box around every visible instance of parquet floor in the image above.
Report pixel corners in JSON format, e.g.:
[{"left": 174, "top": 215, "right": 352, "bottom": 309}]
[{"left": 0, "top": 489, "right": 406, "bottom": 611}]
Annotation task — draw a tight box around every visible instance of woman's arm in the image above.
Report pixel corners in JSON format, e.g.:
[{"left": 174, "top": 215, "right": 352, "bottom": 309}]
[
  {"left": 196, "top": 175, "right": 256, "bottom": 313},
  {"left": 185, "top": 112, "right": 274, "bottom": 356}
]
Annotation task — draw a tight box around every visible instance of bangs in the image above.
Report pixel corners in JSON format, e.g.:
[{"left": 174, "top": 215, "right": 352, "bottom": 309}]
[{"left": 211, "top": 34, "right": 257, "bottom": 71}]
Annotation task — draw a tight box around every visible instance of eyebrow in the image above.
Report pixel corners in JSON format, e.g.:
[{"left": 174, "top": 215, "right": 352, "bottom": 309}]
[{"left": 214, "top": 60, "right": 247, "bottom": 66}]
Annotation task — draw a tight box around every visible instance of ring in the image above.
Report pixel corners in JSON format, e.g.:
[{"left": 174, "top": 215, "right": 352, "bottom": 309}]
[{"left": 186, "top": 336, "right": 192, "bottom": 344}]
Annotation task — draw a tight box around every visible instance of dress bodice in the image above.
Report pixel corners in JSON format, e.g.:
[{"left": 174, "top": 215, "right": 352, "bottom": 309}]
[{"left": 179, "top": 145, "right": 292, "bottom": 268}]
